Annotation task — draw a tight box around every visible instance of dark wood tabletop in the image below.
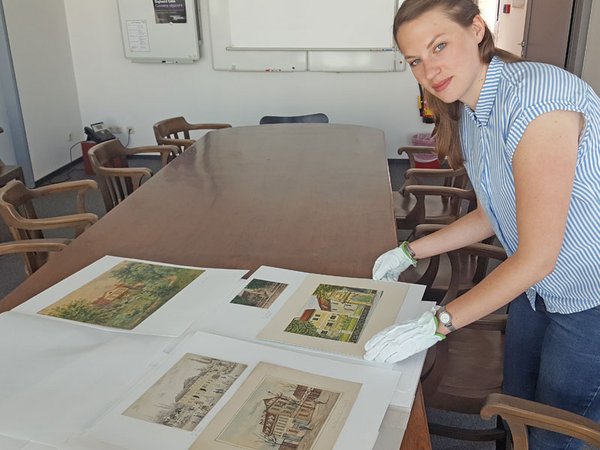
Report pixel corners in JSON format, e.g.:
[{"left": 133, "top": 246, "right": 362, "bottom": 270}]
[{"left": 0, "top": 124, "right": 430, "bottom": 449}]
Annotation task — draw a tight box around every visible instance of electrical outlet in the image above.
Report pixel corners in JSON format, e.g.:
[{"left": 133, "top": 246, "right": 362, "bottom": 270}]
[
  {"left": 107, "top": 125, "right": 124, "bottom": 134},
  {"left": 126, "top": 126, "right": 136, "bottom": 134}
]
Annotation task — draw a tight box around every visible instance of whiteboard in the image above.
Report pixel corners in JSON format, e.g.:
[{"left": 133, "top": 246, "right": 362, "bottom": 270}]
[
  {"left": 208, "top": 0, "right": 404, "bottom": 72},
  {"left": 228, "top": 0, "right": 396, "bottom": 50},
  {"left": 117, "top": 0, "right": 200, "bottom": 63}
]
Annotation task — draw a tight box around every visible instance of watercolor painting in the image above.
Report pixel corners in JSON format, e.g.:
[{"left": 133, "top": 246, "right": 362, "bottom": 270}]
[
  {"left": 38, "top": 261, "right": 203, "bottom": 329},
  {"left": 230, "top": 279, "right": 288, "bottom": 309},
  {"left": 123, "top": 353, "right": 246, "bottom": 431},
  {"left": 191, "top": 363, "right": 361, "bottom": 450},
  {"left": 283, "top": 284, "right": 382, "bottom": 343}
]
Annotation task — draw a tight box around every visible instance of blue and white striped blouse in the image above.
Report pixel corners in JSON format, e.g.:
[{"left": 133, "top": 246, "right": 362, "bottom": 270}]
[{"left": 460, "top": 56, "right": 600, "bottom": 313}]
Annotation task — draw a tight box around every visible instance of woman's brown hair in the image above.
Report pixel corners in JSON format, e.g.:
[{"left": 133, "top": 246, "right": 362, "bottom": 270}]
[{"left": 394, "top": 0, "right": 521, "bottom": 168}]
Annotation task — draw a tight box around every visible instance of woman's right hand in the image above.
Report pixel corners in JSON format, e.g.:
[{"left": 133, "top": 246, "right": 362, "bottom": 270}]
[{"left": 372, "top": 241, "right": 417, "bottom": 281}]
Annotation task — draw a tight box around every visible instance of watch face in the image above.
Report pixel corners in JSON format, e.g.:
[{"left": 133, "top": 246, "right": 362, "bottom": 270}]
[{"left": 439, "top": 311, "right": 451, "bottom": 324}]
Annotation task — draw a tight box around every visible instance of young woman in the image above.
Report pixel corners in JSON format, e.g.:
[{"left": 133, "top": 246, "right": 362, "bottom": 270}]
[{"left": 364, "top": 1, "right": 600, "bottom": 448}]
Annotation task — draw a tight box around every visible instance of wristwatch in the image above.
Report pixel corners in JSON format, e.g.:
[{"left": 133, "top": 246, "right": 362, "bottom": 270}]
[{"left": 436, "top": 306, "right": 456, "bottom": 332}]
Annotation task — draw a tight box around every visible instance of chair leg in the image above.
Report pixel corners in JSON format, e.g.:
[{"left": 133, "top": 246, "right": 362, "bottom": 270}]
[{"left": 496, "top": 416, "right": 508, "bottom": 450}]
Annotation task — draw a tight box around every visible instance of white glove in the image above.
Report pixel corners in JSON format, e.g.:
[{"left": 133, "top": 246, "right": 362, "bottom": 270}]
[
  {"left": 363, "top": 308, "right": 444, "bottom": 364},
  {"left": 372, "top": 241, "right": 417, "bottom": 281}
]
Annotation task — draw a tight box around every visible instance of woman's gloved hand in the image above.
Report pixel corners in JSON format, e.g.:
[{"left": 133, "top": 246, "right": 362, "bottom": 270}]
[
  {"left": 372, "top": 241, "right": 417, "bottom": 281},
  {"left": 363, "top": 308, "right": 444, "bottom": 364}
]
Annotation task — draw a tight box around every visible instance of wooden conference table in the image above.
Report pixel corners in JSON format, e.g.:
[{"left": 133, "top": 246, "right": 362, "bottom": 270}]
[{"left": 0, "top": 124, "right": 431, "bottom": 450}]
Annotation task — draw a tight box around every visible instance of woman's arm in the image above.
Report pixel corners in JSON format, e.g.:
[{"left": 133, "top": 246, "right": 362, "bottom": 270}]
[
  {"left": 438, "top": 109, "right": 582, "bottom": 333},
  {"left": 409, "top": 204, "right": 496, "bottom": 259}
]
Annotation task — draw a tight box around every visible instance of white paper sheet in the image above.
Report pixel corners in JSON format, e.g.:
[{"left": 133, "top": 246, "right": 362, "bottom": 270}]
[
  {"left": 0, "top": 434, "right": 57, "bottom": 450},
  {"left": 0, "top": 311, "right": 174, "bottom": 445},
  {"left": 71, "top": 332, "right": 401, "bottom": 450},
  {"left": 14, "top": 255, "right": 247, "bottom": 337},
  {"left": 194, "top": 266, "right": 308, "bottom": 339}
]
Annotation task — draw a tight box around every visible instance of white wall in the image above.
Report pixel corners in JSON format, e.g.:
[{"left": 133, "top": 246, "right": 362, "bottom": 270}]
[
  {"left": 63, "top": 0, "right": 432, "bottom": 159},
  {"left": 0, "top": 84, "right": 16, "bottom": 164},
  {"left": 582, "top": 0, "right": 600, "bottom": 93},
  {"left": 2, "top": 0, "right": 82, "bottom": 180}
]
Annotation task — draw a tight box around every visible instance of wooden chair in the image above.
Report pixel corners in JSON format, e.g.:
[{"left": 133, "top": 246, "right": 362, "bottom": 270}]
[
  {"left": 88, "top": 139, "right": 178, "bottom": 212},
  {"left": 394, "top": 166, "right": 474, "bottom": 241},
  {"left": 405, "top": 224, "right": 509, "bottom": 448},
  {"left": 0, "top": 179, "right": 97, "bottom": 275},
  {"left": 153, "top": 116, "right": 232, "bottom": 153},
  {"left": 259, "top": 113, "right": 329, "bottom": 124},
  {"left": 481, "top": 393, "right": 600, "bottom": 450},
  {"left": 0, "top": 239, "right": 69, "bottom": 275}
]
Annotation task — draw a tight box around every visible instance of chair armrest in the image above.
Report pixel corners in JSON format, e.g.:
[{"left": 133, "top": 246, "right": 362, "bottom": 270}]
[
  {"left": 0, "top": 239, "right": 70, "bottom": 256},
  {"left": 404, "top": 185, "right": 476, "bottom": 202},
  {"left": 5, "top": 213, "right": 97, "bottom": 231},
  {"left": 481, "top": 393, "right": 600, "bottom": 448},
  {"left": 27, "top": 180, "right": 97, "bottom": 214},
  {"left": 157, "top": 138, "right": 195, "bottom": 152},
  {"left": 404, "top": 167, "right": 466, "bottom": 180},
  {"left": 187, "top": 123, "right": 232, "bottom": 130},
  {"left": 126, "top": 144, "right": 179, "bottom": 165},
  {"left": 31, "top": 179, "right": 97, "bottom": 197},
  {"left": 94, "top": 165, "right": 153, "bottom": 179},
  {"left": 398, "top": 146, "right": 436, "bottom": 156}
]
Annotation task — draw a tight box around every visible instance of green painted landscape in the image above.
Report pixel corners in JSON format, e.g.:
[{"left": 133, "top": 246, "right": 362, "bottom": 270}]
[{"left": 38, "top": 261, "right": 204, "bottom": 329}]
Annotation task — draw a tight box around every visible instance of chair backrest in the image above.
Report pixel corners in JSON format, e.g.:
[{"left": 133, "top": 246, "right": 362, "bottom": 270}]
[
  {"left": 88, "top": 140, "right": 147, "bottom": 212},
  {"left": 259, "top": 113, "right": 329, "bottom": 124},
  {"left": 153, "top": 116, "right": 232, "bottom": 152},
  {"left": 395, "top": 167, "right": 474, "bottom": 240},
  {"left": 0, "top": 180, "right": 43, "bottom": 241}
]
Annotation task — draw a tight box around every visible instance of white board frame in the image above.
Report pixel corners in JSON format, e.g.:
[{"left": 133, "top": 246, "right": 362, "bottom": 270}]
[{"left": 207, "top": 0, "right": 404, "bottom": 72}]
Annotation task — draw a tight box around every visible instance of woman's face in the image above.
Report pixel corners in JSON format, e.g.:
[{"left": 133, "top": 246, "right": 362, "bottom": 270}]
[{"left": 396, "top": 8, "right": 487, "bottom": 109}]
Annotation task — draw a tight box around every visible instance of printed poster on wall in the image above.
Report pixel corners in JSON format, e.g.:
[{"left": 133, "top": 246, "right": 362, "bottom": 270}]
[{"left": 154, "top": 0, "right": 187, "bottom": 24}]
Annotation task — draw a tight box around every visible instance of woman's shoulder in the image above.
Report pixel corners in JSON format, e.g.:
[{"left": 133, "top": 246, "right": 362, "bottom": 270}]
[{"left": 497, "top": 58, "right": 588, "bottom": 106}]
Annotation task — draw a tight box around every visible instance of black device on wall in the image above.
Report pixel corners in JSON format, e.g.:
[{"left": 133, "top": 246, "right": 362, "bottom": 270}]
[{"left": 84, "top": 122, "right": 116, "bottom": 143}]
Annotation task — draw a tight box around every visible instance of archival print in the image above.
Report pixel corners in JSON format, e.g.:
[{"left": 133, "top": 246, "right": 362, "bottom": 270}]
[
  {"left": 123, "top": 353, "right": 246, "bottom": 431},
  {"left": 230, "top": 279, "right": 288, "bottom": 309},
  {"left": 38, "top": 261, "right": 203, "bottom": 329},
  {"left": 190, "top": 362, "right": 361, "bottom": 450},
  {"left": 284, "top": 284, "right": 382, "bottom": 343},
  {"left": 257, "top": 274, "right": 409, "bottom": 358}
]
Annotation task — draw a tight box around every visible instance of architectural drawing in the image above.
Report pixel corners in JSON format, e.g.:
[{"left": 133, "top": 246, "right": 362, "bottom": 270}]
[
  {"left": 284, "top": 284, "right": 382, "bottom": 343},
  {"left": 257, "top": 274, "right": 409, "bottom": 358},
  {"left": 231, "top": 279, "right": 288, "bottom": 309},
  {"left": 38, "top": 261, "right": 203, "bottom": 329},
  {"left": 123, "top": 353, "right": 247, "bottom": 431},
  {"left": 191, "top": 362, "right": 361, "bottom": 450}
]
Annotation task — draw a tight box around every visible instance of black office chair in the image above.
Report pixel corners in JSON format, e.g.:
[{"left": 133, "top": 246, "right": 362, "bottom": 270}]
[{"left": 259, "top": 113, "right": 329, "bottom": 124}]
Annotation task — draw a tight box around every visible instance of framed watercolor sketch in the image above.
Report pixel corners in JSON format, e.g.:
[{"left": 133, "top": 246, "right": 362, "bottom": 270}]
[{"left": 190, "top": 362, "right": 361, "bottom": 450}]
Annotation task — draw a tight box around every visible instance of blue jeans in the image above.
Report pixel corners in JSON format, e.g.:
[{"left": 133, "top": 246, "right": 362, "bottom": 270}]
[{"left": 503, "top": 293, "right": 600, "bottom": 450}]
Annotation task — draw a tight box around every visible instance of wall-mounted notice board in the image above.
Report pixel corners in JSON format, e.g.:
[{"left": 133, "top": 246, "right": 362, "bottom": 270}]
[
  {"left": 117, "top": 0, "right": 200, "bottom": 64},
  {"left": 208, "top": 0, "right": 405, "bottom": 72}
]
